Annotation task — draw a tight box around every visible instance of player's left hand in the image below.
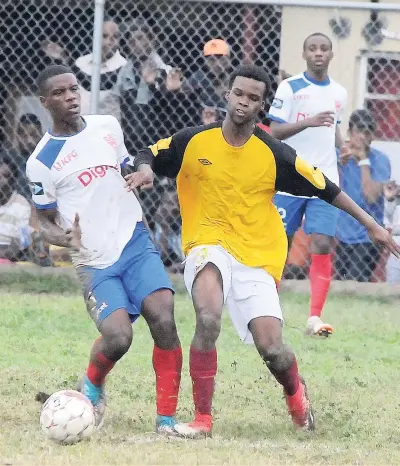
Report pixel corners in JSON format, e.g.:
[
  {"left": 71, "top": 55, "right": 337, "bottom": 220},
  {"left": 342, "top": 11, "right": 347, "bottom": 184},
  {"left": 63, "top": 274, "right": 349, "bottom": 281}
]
[
  {"left": 125, "top": 165, "right": 154, "bottom": 190},
  {"left": 367, "top": 222, "right": 400, "bottom": 258},
  {"left": 65, "top": 213, "right": 81, "bottom": 251}
]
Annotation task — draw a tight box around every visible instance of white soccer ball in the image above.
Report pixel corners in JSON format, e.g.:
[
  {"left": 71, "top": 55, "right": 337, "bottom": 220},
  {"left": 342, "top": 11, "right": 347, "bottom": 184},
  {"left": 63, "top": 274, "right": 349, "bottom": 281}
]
[{"left": 40, "top": 390, "right": 95, "bottom": 445}]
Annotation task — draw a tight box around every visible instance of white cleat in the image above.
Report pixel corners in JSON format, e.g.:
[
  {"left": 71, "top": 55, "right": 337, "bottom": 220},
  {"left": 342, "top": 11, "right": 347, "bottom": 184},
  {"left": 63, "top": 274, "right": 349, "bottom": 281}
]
[{"left": 306, "top": 316, "right": 333, "bottom": 337}]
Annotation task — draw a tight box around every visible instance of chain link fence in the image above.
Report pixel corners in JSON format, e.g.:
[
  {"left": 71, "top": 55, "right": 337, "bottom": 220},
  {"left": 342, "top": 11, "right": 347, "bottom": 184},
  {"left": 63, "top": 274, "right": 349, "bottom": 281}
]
[{"left": 0, "top": 0, "right": 399, "bottom": 282}]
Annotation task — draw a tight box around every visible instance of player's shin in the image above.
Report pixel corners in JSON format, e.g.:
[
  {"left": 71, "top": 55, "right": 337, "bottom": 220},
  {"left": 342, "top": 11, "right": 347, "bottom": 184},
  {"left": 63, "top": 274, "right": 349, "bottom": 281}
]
[
  {"left": 264, "top": 348, "right": 314, "bottom": 430},
  {"left": 309, "top": 253, "right": 332, "bottom": 318},
  {"left": 153, "top": 345, "right": 182, "bottom": 420},
  {"left": 84, "top": 336, "right": 116, "bottom": 403},
  {"left": 264, "top": 346, "right": 299, "bottom": 396},
  {"left": 190, "top": 345, "right": 217, "bottom": 423}
]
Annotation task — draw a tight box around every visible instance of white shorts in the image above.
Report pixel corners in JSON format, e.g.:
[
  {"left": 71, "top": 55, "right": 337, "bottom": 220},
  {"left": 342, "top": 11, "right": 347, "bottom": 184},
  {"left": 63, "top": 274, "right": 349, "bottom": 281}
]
[{"left": 184, "top": 245, "right": 283, "bottom": 344}]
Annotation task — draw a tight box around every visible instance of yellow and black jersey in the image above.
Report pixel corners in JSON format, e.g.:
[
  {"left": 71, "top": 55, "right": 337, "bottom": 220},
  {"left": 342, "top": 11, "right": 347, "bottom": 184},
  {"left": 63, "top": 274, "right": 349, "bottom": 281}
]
[{"left": 135, "top": 122, "right": 341, "bottom": 281}]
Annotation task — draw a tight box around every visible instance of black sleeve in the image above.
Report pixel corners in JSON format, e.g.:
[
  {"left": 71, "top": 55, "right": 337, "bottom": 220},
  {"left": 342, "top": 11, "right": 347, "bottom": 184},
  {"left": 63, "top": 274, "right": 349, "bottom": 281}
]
[
  {"left": 274, "top": 141, "right": 341, "bottom": 203},
  {"left": 133, "top": 127, "right": 197, "bottom": 179}
]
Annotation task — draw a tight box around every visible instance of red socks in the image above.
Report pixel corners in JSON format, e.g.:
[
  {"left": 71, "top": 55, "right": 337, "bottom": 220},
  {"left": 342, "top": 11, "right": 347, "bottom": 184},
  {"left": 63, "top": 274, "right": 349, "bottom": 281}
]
[
  {"left": 153, "top": 346, "right": 182, "bottom": 417},
  {"left": 87, "top": 351, "right": 115, "bottom": 386},
  {"left": 189, "top": 346, "right": 217, "bottom": 416},
  {"left": 268, "top": 356, "right": 300, "bottom": 396},
  {"left": 309, "top": 253, "right": 332, "bottom": 318}
]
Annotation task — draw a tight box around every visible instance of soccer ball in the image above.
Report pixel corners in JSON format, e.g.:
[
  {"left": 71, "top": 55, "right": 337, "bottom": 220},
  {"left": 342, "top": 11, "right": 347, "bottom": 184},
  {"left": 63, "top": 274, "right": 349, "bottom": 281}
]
[{"left": 40, "top": 390, "right": 95, "bottom": 445}]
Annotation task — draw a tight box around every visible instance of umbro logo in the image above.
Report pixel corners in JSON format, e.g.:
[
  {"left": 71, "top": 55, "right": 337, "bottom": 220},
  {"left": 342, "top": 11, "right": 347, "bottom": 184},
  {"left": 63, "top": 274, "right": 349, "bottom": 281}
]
[{"left": 198, "top": 158, "right": 212, "bottom": 165}]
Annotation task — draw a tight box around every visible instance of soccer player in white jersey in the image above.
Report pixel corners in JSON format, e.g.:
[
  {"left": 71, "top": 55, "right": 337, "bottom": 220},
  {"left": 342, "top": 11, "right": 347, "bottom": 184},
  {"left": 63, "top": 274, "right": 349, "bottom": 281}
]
[
  {"left": 268, "top": 33, "right": 347, "bottom": 337},
  {"left": 26, "top": 65, "right": 183, "bottom": 434}
]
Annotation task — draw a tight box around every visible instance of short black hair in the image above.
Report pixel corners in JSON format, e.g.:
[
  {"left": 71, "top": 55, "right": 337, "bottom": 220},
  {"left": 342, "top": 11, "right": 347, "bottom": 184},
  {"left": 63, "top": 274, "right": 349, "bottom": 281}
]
[
  {"left": 349, "top": 109, "right": 376, "bottom": 133},
  {"left": 229, "top": 65, "right": 271, "bottom": 100},
  {"left": 303, "top": 33, "right": 333, "bottom": 50},
  {"left": 36, "top": 65, "right": 73, "bottom": 95}
]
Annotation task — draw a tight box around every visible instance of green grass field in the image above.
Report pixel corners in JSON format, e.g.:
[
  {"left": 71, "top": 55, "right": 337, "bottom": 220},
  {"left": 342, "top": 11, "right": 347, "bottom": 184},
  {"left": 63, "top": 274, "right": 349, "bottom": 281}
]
[{"left": 1, "top": 287, "right": 399, "bottom": 465}]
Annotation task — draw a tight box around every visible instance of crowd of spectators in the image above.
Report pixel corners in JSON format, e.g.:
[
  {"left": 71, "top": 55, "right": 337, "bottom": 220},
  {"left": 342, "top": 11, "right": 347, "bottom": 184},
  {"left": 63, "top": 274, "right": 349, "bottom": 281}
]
[{"left": 0, "top": 16, "right": 398, "bottom": 283}]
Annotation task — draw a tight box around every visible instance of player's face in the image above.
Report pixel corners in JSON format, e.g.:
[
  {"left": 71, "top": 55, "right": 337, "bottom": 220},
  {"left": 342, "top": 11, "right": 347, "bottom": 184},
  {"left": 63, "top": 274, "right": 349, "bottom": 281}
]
[
  {"left": 41, "top": 73, "right": 81, "bottom": 122},
  {"left": 102, "top": 21, "right": 119, "bottom": 61},
  {"left": 303, "top": 36, "right": 333, "bottom": 73},
  {"left": 226, "top": 76, "right": 265, "bottom": 125}
]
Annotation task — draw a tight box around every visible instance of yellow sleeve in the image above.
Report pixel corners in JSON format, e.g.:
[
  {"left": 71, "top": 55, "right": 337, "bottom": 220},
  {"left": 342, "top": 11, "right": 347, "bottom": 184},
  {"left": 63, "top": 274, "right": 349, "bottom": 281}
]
[{"left": 274, "top": 142, "right": 341, "bottom": 203}]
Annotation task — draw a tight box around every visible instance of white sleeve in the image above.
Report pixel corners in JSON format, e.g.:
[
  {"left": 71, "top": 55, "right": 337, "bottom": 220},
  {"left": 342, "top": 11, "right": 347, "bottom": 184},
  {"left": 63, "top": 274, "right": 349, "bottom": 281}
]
[
  {"left": 26, "top": 159, "right": 57, "bottom": 210},
  {"left": 110, "top": 116, "right": 131, "bottom": 167},
  {"left": 336, "top": 88, "right": 348, "bottom": 124},
  {"left": 267, "top": 81, "right": 294, "bottom": 124}
]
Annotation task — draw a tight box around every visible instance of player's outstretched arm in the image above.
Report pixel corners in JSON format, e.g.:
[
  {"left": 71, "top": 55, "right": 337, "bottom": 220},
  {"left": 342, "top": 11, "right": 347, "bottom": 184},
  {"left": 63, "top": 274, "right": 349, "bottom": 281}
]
[
  {"left": 274, "top": 145, "right": 400, "bottom": 258},
  {"left": 270, "top": 111, "right": 335, "bottom": 141},
  {"left": 331, "top": 191, "right": 400, "bottom": 257},
  {"left": 125, "top": 131, "right": 191, "bottom": 191},
  {"left": 36, "top": 209, "right": 81, "bottom": 250}
]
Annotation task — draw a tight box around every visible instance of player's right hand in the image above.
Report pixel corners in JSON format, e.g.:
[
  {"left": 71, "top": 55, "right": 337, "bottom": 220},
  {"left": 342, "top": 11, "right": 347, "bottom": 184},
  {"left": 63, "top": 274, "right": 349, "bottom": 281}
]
[
  {"left": 125, "top": 165, "right": 154, "bottom": 190},
  {"left": 65, "top": 213, "right": 81, "bottom": 251},
  {"left": 307, "top": 111, "right": 335, "bottom": 128},
  {"left": 367, "top": 222, "right": 400, "bottom": 258}
]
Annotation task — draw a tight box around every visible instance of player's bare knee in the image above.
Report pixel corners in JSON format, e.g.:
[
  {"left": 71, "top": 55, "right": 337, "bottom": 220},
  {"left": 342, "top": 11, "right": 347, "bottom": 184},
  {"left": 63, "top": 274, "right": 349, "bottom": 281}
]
[
  {"left": 102, "top": 326, "right": 132, "bottom": 361},
  {"left": 142, "top": 289, "right": 179, "bottom": 349},
  {"left": 311, "top": 234, "right": 333, "bottom": 255},
  {"left": 260, "top": 344, "right": 294, "bottom": 373},
  {"left": 196, "top": 311, "right": 221, "bottom": 344}
]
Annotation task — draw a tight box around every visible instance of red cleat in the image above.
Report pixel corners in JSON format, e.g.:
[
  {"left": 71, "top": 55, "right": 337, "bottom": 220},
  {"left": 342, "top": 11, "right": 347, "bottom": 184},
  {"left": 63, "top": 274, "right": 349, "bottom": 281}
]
[
  {"left": 285, "top": 377, "right": 315, "bottom": 431},
  {"left": 174, "top": 412, "right": 212, "bottom": 438}
]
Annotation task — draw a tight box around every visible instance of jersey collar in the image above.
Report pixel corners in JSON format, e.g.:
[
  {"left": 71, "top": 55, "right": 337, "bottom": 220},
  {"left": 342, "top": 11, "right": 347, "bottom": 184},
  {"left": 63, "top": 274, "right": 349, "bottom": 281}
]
[
  {"left": 48, "top": 117, "right": 87, "bottom": 139},
  {"left": 303, "top": 72, "right": 330, "bottom": 86}
]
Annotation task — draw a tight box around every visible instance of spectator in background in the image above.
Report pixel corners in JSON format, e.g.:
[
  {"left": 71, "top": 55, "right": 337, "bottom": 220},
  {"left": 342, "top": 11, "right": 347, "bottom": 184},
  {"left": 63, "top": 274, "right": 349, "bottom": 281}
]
[
  {"left": 0, "top": 114, "right": 43, "bottom": 199},
  {"left": 74, "top": 18, "right": 127, "bottom": 120},
  {"left": 0, "top": 158, "right": 32, "bottom": 261},
  {"left": 113, "top": 19, "right": 172, "bottom": 152},
  {"left": 114, "top": 22, "right": 199, "bottom": 268},
  {"left": 336, "top": 109, "right": 391, "bottom": 282},
  {"left": 383, "top": 180, "right": 400, "bottom": 283},
  {"left": 3, "top": 39, "right": 70, "bottom": 147},
  {"left": 201, "top": 106, "right": 219, "bottom": 125},
  {"left": 188, "top": 39, "right": 232, "bottom": 112}
]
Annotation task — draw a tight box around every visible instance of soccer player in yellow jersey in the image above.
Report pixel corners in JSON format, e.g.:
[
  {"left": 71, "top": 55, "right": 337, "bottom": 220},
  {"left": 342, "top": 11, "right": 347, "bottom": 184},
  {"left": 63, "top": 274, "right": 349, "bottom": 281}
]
[{"left": 125, "top": 65, "right": 399, "bottom": 437}]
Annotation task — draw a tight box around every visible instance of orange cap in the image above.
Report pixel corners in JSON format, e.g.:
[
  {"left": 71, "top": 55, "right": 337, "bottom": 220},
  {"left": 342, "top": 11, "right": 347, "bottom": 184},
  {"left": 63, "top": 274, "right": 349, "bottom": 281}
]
[{"left": 203, "top": 39, "right": 230, "bottom": 57}]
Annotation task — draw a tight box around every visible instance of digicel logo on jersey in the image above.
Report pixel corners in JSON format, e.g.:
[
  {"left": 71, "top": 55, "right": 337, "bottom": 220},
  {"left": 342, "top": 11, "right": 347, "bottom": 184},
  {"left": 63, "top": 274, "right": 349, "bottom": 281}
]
[{"left": 78, "top": 165, "right": 118, "bottom": 187}]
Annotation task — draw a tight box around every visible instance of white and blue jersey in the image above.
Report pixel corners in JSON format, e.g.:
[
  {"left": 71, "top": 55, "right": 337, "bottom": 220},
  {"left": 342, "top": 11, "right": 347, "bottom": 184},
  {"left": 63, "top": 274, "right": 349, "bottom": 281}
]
[
  {"left": 26, "top": 114, "right": 142, "bottom": 269},
  {"left": 26, "top": 114, "right": 172, "bottom": 323},
  {"left": 268, "top": 72, "right": 347, "bottom": 237},
  {"left": 268, "top": 72, "right": 347, "bottom": 186}
]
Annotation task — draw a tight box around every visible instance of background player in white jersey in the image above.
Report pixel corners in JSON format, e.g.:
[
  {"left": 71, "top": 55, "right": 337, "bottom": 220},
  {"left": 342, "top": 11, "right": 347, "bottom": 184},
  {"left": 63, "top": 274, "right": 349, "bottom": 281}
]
[
  {"left": 268, "top": 33, "right": 347, "bottom": 337},
  {"left": 26, "top": 65, "right": 182, "bottom": 434}
]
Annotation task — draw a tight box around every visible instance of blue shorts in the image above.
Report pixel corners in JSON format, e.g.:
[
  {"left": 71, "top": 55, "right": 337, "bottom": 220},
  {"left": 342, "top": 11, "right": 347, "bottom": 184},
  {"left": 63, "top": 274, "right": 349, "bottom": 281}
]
[
  {"left": 77, "top": 222, "right": 174, "bottom": 326},
  {"left": 273, "top": 194, "right": 339, "bottom": 237}
]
